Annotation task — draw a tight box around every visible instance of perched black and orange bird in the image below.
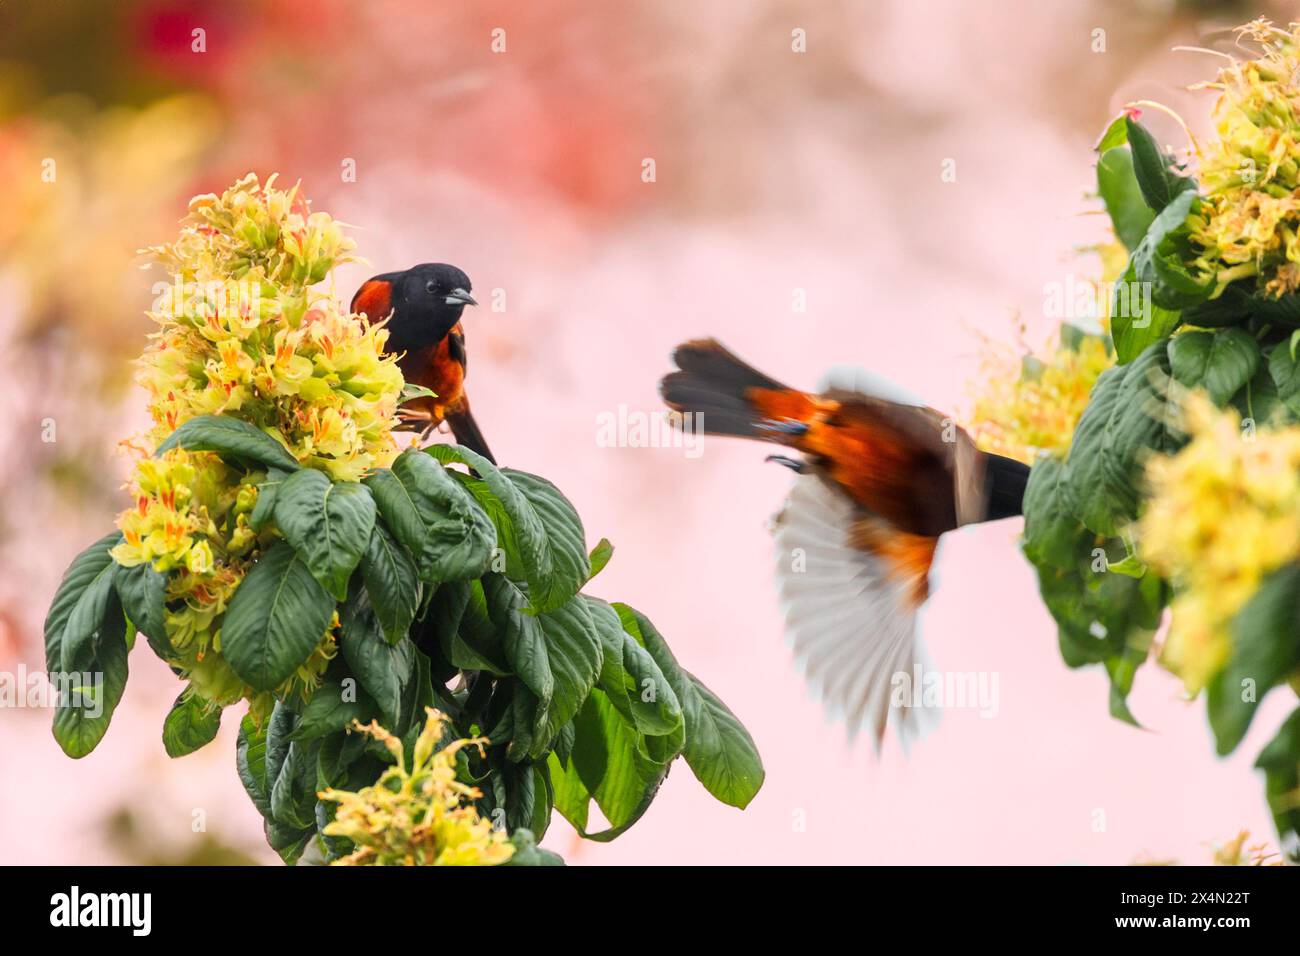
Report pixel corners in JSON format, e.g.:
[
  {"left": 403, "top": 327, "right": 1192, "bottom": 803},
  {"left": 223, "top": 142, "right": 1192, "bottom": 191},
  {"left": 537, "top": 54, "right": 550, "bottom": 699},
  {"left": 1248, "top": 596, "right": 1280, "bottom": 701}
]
[
  {"left": 660, "top": 339, "right": 1029, "bottom": 749},
  {"left": 351, "top": 263, "right": 495, "bottom": 463}
]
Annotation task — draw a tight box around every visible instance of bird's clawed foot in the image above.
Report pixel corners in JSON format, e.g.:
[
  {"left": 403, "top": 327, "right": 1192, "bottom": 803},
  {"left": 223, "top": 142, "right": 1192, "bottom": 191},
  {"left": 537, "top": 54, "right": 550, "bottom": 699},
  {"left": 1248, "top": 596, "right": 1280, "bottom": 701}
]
[
  {"left": 765, "top": 454, "right": 807, "bottom": 474},
  {"left": 397, "top": 408, "right": 441, "bottom": 445}
]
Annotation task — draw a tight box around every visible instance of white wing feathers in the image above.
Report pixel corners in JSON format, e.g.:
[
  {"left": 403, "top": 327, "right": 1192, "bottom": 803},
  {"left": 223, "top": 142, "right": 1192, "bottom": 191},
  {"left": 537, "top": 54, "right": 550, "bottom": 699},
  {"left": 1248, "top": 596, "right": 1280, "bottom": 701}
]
[{"left": 772, "top": 475, "right": 941, "bottom": 752}]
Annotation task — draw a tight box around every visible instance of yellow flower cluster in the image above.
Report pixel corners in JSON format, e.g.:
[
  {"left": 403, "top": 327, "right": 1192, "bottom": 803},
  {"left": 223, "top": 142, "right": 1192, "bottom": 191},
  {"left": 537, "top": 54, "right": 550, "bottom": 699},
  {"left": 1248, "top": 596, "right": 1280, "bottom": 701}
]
[
  {"left": 969, "top": 332, "right": 1112, "bottom": 464},
  {"left": 109, "top": 174, "right": 406, "bottom": 711},
  {"left": 319, "top": 709, "right": 516, "bottom": 866},
  {"left": 1212, "top": 830, "right": 1283, "bottom": 866},
  {"left": 1139, "top": 394, "right": 1300, "bottom": 692},
  {"left": 135, "top": 172, "right": 403, "bottom": 478},
  {"left": 1188, "top": 19, "right": 1300, "bottom": 297},
  {"left": 1133, "top": 829, "right": 1283, "bottom": 866}
]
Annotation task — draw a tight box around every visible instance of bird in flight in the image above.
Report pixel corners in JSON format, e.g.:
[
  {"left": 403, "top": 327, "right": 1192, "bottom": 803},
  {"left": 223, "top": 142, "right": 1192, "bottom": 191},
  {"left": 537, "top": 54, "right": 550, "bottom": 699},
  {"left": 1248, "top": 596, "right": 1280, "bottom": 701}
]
[
  {"left": 351, "top": 262, "right": 496, "bottom": 463},
  {"left": 660, "top": 338, "right": 1029, "bottom": 749}
]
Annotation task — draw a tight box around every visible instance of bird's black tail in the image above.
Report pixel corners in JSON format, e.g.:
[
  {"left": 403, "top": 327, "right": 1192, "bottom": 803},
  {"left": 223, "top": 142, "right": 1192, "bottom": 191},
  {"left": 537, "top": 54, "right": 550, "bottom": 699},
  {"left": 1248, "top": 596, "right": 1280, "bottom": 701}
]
[
  {"left": 446, "top": 404, "right": 496, "bottom": 464},
  {"left": 659, "top": 338, "right": 791, "bottom": 437}
]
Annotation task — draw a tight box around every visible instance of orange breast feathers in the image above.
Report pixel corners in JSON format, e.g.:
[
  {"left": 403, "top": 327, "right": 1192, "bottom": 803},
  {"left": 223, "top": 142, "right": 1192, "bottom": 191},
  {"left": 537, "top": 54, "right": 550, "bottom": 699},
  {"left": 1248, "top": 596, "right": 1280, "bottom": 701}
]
[
  {"left": 747, "top": 387, "right": 957, "bottom": 537},
  {"left": 399, "top": 325, "right": 467, "bottom": 424},
  {"left": 848, "top": 518, "right": 938, "bottom": 606}
]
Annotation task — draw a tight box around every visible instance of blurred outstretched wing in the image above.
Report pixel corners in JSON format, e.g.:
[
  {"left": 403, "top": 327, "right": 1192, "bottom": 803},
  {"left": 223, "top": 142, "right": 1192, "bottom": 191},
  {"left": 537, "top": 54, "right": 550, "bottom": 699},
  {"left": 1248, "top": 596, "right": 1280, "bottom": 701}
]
[{"left": 772, "top": 474, "right": 942, "bottom": 751}]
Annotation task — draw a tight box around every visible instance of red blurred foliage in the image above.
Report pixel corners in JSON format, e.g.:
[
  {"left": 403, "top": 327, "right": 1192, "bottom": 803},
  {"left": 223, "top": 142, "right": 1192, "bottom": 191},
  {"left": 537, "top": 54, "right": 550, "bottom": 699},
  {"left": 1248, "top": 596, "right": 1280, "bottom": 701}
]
[
  {"left": 128, "top": 0, "right": 343, "bottom": 86},
  {"left": 126, "top": 1, "right": 659, "bottom": 220}
]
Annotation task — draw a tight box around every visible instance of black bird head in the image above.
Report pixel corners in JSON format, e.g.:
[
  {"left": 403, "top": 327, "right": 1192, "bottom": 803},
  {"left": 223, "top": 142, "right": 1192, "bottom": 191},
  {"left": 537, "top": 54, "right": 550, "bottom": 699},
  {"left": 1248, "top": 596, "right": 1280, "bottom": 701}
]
[{"left": 362, "top": 262, "right": 475, "bottom": 355}]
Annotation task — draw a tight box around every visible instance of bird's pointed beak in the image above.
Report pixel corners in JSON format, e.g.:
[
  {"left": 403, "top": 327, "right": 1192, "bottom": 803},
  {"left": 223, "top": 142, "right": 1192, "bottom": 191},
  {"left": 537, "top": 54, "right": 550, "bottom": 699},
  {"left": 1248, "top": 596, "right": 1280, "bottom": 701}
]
[{"left": 445, "top": 288, "right": 477, "bottom": 307}]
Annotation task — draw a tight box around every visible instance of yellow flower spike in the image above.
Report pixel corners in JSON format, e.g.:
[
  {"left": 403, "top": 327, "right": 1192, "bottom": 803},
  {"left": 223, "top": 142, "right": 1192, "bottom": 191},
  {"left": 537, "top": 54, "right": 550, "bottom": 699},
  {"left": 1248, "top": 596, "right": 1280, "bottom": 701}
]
[
  {"left": 319, "top": 709, "right": 514, "bottom": 866},
  {"left": 412, "top": 708, "right": 447, "bottom": 769},
  {"left": 969, "top": 332, "right": 1113, "bottom": 463},
  {"left": 1183, "top": 20, "right": 1300, "bottom": 297},
  {"left": 1139, "top": 392, "right": 1300, "bottom": 692},
  {"left": 112, "top": 174, "right": 406, "bottom": 709}
]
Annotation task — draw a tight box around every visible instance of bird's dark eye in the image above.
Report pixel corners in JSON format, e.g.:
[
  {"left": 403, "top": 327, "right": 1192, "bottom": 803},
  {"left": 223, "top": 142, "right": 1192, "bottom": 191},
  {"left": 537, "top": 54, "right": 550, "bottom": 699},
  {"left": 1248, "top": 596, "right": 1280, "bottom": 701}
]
[{"left": 425, "top": 281, "right": 438, "bottom": 295}]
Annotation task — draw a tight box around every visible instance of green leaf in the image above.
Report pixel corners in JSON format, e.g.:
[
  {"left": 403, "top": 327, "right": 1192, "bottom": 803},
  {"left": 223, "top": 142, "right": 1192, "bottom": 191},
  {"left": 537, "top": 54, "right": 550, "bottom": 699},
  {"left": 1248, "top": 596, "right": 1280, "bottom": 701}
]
[
  {"left": 1034, "top": 560, "right": 1109, "bottom": 667},
  {"left": 1097, "top": 147, "right": 1155, "bottom": 251},
  {"left": 528, "top": 596, "right": 605, "bottom": 750},
  {"left": 496, "top": 469, "right": 589, "bottom": 612},
  {"left": 587, "top": 596, "right": 682, "bottom": 737},
  {"left": 1027, "top": 525, "right": 1166, "bottom": 719},
  {"left": 162, "top": 692, "right": 222, "bottom": 757},
  {"left": 221, "top": 541, "right": 335, "bottom": 692},
  {"left": 1095, "top": 113, "right": 1129, "bottom": 153},
  {"left": 421, "top": 580, "right": 490, "bottom": 681},
  {"left": 1064, "top": 365, "right": 1125, "bottom": 538},
  {"left": 1105, "top": 623, "right": 1154, "bottom": 727},
  {"left": 264, "top": 822, "right": 313, "bottom": 866},
  {"left": 315, "top": 799, "right": 349, "bottom": 862},
  {"left": 1066, "top": 342, "right": 1182, "bottom": 537},
  {"left": 265, "top": 700, "right": 295, "bottom": 789},
  {"left": 587, "top": 538, "right": 614, "bottom": 581},
  {"left": 533, "top": 763, "right": 555, "bottom": 839},
  {"left": 1254, "top": 707, "right": 1300, "bottom": 857},
  {"left": 1131, "top": 190, "right": 1212, "bottom": 311},
  {"left": 1268, "top": 340, "right": 1300, "bottom": 418},
  {"left": 400, "top": 382, "right": 437, "bottom": 403},
  {"left": 270, "top": 740, "right": 320, "bottom": 831},
  {"left": 1208, "top": 564, "right": 1300, "bottom": 756},
  {"left": 365, "top": 450, "right": 495, "bottom": 585},
  {"left": 491, "top": 759, "right": 549, "bottom": 836},
  {"left": 1125, "top": 116, "right": 1196, "bottom": 212},
  {"left": 549, "top": 750, "right": 591, "bottom": 831},
  {"left": 273, "top": 468, "right": 376, "bottom": 601},
  {"left": 501, "top": 684, "right": 537, "bottom": 757},
  {"left": 615, "top": 604, "right": 763, "bottom": 808},
  {"left": 316, "top": 731, "right": 371, "bottom": 791},
  {"left": 440, "top": 580, "right": 513, "bottom": 677},
  {"left": 1168, "top": 328, "right": 1260, "bottom": 406},
  {"left": 405, "top": 645, "right": 447, "bottom": 722},
  {"left": 565, "top": 690, "right": 671, "bottom": 839},
  {"left": 249, "top": 468, "right": 291, "bottom": 532},
  {"left": 339, "top": 588, "right": 416, "bottom": 726},
  {"left": 1180, "top": 286, "right": 1254, "bottom": 329},
  {"left": 486, "top": 574, "right": 553, "bottom": 707},
  {"left": 679, "top": 675, "right": 764, "bottom": 808},
  {"left": 59, "top": 548, "right": 122, "bottom": 674},
  {"left": 1021, "top": 457, "right": 1085, "bottom": 569},
  {"left": 1105, "top": 552, "right": 1147, "bottom": 578},
  {"left": 237, "top": 714, "right": 272, "bottom": 818},
  {"left": 505, "top": 828, "right": 565, "bottom": 866},
  {"left": 290, "top": 673, "right": 377, "bottom": 742},
  {"left": 44, "top": 532, "right": 123, "bottom": 673},
  {"left": 427, "top": 445, "right": 589, "bottom": 613},
  {"left": 477, "top": 574, "right": 604, "bottom": 758},
  {"left": 358, "top": 524, "right": 420, "bottom": 644},
  {"left": 1234, "top": 360, "right": 1280, "bottom": 425},
  {"left": 114, "top": 560, "right": 174, "bottom": 660},
  {"left": 1110, "top": 260, "right": 1182, "bottom": 364},
  {"left": 553, "top": 719, "right": 576, "bottom": 766},
  {"left": 52, "top": 600, "right": 129, "bottom": 759},
  {"left": 156, "top": 414, "right": 299, "bottom": 472}
]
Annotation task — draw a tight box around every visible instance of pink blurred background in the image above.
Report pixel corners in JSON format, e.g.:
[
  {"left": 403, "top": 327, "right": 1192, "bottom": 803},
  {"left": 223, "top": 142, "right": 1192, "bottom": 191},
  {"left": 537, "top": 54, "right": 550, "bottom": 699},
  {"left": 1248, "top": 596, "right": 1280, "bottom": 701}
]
[{"left": 0, "top": 0, "right": 1291, "bottom": 865}]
